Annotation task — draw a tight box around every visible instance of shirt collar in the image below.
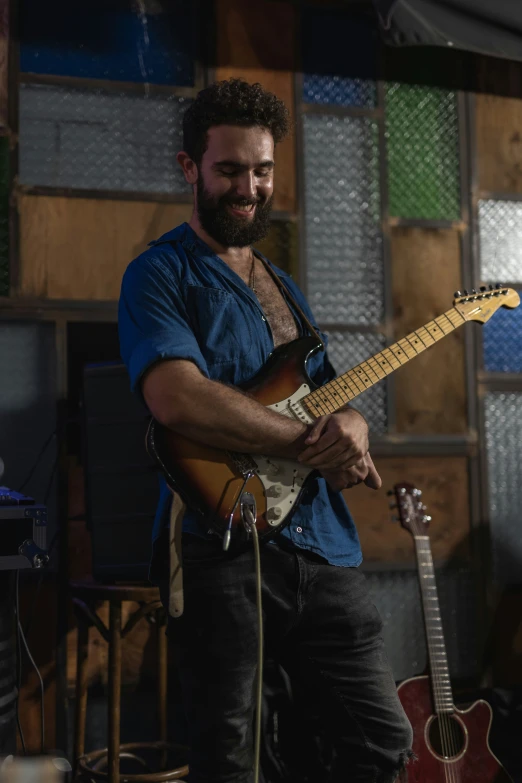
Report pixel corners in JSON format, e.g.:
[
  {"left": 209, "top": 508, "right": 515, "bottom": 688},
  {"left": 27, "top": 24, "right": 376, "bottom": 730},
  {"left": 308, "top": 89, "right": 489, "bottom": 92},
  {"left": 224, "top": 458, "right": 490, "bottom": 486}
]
[{"left": 149, "top": 222, "right": 292, "bottom": 280}]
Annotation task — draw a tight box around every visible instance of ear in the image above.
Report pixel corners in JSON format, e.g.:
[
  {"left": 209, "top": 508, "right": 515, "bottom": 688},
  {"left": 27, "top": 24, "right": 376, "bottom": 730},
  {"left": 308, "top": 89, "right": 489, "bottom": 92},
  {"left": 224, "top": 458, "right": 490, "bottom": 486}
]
[{"left": 177, "top": 151, "right": 198, "bottom": 185}]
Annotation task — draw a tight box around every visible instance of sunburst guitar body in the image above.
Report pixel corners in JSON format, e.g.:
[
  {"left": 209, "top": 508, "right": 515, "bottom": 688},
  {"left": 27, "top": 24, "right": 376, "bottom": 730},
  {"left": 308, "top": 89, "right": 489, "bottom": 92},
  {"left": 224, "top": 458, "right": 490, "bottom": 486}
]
[{"left": 147, "top": 287, "right": 520, "bottom": 544}]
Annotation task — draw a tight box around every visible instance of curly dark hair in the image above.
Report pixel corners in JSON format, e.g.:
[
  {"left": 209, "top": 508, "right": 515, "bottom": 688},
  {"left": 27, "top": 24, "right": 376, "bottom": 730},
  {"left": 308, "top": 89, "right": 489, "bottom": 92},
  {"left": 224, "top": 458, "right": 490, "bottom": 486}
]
[{"left": 182, "top": 78, "right": 290, "bottom": 164}]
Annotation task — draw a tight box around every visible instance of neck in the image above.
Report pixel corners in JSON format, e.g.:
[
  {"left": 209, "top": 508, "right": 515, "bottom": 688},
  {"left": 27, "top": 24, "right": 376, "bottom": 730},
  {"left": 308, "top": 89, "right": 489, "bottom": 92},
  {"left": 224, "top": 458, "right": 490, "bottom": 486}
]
[
  {"left": 414, "top": 536, "right": 454, "bottom": 713},
  {"left": 188, "top": 212, "right": 252, "bottom": 267}
]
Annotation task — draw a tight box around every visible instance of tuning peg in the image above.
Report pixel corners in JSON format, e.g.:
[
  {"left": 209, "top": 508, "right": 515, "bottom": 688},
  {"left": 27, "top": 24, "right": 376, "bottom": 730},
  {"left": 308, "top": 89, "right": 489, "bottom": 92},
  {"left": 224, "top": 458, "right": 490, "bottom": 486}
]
[
  {"left": 480, "top": 286, "right": 487, "bottom": 292},
  {"left": 386, "top": 489, "right": 394, "bottom": 496},
  {"left": 463, "top": 289, "right": 469, "bottom": 296},
  {"left": 472, "top": 288, "right": 477, "bottom": 294},
  {"left": 412, "top": 488, "right": 422, "bottom": 497},
  {"left": 423, "top": 515, "right": 432, "bottom": 523},
  {"left": 495, "top": 283, "right": 502, "bottom": 288},
  {"left": 454, "top": 290, "right": 462, "bottom": 297}
]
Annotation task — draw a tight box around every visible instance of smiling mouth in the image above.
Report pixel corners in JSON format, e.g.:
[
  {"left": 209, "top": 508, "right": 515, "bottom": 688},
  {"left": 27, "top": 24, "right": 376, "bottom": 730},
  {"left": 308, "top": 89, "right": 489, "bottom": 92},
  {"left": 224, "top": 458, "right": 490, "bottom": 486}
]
[{"left": 227, "top": 203, "right": 256, "bottom": 217}]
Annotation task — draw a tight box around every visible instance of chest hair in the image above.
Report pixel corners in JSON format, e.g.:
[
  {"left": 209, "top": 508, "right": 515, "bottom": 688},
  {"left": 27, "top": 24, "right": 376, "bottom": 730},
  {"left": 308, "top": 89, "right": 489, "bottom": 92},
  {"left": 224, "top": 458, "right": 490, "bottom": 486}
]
[{"left": 252, "top": 262, "right": 299, "bottom": 348}]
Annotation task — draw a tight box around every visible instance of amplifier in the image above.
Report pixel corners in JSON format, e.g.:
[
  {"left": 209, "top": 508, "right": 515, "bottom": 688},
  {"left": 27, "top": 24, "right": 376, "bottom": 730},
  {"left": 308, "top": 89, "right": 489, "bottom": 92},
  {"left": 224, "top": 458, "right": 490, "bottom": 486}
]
[
  {"left": 0, "top": 498, "right": 48, "bottom": 570},
  {"left": 82, "top": 362, "right": 157, "bottom": 582}
]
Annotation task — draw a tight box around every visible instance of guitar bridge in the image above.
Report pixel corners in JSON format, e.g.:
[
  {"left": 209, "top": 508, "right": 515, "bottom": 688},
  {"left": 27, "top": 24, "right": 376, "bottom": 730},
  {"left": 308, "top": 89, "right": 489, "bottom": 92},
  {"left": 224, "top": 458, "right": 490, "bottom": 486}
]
[{"left": 228, "top": 451, "right": 258, "bottom": 476}]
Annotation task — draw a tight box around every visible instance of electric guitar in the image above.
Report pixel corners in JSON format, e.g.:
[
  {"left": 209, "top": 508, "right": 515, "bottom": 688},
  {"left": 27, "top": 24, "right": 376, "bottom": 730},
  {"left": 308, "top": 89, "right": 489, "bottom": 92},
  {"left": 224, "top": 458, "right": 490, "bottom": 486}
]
[
  {"left": 392, "top": 482, "right": 513, "bottom": 782},
  {"left": 146, "top": 286, "right": 520, "bottom": 544}
]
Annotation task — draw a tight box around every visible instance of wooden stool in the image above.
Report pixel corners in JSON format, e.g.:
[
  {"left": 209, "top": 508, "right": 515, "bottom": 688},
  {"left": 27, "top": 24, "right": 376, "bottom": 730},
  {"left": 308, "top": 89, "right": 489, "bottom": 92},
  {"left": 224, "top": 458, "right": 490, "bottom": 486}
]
[{"left": 70, "top": 579, "right": 188, "bottom": 782}]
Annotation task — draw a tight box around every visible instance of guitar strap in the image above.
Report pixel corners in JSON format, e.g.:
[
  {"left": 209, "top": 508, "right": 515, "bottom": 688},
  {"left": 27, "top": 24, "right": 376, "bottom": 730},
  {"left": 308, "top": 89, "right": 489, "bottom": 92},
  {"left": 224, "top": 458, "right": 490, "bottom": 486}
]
[{"left": 253, "top": 249, "right": 325, "bottom": 350}]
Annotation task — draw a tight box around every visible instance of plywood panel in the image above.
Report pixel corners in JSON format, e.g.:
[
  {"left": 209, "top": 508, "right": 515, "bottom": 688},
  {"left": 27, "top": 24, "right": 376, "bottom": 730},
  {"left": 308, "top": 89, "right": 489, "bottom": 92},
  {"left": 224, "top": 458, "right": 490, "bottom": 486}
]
[
  {"left": 215, "top": 0, "right": 296, "bottom": 213},
  {"left": 347, "top": 455, "right": 470, "bottom": 563},
  {"left": 391, "top": 227, "right": 467, "bottom": 433},
  {"left": 17, "top": 195, "right": 192, "bottom": 300},
  {"left": 476, "top": 94, "right": 522, "bottom": 194}
]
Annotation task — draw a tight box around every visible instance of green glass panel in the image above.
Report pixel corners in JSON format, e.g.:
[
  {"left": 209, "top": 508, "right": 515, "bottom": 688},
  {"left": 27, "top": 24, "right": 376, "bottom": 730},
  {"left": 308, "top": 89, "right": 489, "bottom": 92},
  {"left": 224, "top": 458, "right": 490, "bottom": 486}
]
[
  {"left": 256, "top": 220, "right": 299, "bottom": 282},
  {"left": 0, "top": 136, "right": 8, "bottom": 296},
  {"left": 386, "top": 84, "right": 460, "bottom": 221}
]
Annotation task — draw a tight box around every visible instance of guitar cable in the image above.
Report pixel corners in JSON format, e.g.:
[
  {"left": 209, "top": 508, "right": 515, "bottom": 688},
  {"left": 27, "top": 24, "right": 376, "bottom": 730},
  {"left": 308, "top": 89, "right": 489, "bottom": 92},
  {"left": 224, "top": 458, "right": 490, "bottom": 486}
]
[{"left": 242, "top": 503, "right": 264, "bottom": 783}]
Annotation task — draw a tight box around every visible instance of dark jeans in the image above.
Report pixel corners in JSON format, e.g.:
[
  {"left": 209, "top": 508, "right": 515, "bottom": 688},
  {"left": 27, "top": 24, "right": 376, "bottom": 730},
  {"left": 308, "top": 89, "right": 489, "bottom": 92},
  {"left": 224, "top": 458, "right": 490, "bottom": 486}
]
[{"left": 158, "top": 534, "right": 413, "bottom": 783}]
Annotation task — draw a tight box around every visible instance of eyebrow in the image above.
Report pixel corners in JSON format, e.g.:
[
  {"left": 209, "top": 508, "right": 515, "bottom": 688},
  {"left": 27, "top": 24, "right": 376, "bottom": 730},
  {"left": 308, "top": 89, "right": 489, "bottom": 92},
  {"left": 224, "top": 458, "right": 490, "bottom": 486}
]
[{"left": 212, "top": 159, "right": 275, "bottom": 171}]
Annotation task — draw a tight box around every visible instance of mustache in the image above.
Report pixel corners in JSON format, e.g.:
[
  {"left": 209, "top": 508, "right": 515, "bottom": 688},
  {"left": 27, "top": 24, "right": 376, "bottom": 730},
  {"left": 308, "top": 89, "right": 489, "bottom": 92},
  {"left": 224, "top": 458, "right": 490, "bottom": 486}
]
[{"left": 223, "top": 196, "right": 261, "bottom": 207}]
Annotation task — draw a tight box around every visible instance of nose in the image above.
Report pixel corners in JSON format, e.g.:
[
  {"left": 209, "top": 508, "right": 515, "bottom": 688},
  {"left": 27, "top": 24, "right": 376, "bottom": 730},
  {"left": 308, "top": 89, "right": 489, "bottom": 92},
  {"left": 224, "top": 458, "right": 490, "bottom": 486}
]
[{"left": 235, "top": 171, "right": 256, "bottom": 202}]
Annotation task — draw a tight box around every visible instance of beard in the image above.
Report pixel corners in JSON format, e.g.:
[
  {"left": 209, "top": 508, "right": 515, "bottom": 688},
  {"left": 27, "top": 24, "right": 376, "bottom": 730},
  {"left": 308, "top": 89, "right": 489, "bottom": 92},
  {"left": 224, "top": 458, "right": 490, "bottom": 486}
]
[{"left": 195, "top": 173, "right": 273, "bottom": 247}]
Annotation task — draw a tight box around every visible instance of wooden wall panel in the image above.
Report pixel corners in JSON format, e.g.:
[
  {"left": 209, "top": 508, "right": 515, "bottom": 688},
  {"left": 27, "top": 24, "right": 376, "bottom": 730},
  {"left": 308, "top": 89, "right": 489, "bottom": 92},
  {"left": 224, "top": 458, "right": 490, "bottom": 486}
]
[
  {"left": 347, "top": 455, "right": 470, "bottom": 563},
  {"left": 215, "top": 0, "right": 296, "bottom": 213},
  {"left": 17, "top": 195, "right": 192, "bottom": 300},
  {"left": 475, "top": 94, "right": 522, "bottom": 194},
  {"left": 391, "top": 227, "right": 467, "bottom": 433}
]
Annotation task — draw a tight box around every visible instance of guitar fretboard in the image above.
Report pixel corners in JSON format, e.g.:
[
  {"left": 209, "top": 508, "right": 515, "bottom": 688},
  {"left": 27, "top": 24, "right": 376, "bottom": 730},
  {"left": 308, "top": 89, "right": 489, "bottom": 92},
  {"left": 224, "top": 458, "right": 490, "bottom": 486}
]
[
  {"left": 414, "top": 536, "right": 454, "bottom": 714},
  {"left": 301, "top": 308, "right": 465, "bottom": 416}
]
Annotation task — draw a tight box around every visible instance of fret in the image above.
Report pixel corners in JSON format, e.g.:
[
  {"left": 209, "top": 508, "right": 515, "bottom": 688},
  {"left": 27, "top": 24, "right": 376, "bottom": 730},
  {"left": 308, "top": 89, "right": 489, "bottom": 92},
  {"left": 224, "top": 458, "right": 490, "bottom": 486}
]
[
  {"left": 414, "top": 536, "right": 454, "bottom": 714},
  {"left": 302, "top": 308, "right": 462, "bottom": 416}
]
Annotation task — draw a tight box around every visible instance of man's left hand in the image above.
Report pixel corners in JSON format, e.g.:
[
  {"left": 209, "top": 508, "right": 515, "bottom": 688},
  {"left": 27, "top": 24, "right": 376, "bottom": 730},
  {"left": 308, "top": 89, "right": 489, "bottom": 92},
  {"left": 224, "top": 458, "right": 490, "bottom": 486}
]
[{"left": 297, "top": 408, "right": 369, "bottom": 472}]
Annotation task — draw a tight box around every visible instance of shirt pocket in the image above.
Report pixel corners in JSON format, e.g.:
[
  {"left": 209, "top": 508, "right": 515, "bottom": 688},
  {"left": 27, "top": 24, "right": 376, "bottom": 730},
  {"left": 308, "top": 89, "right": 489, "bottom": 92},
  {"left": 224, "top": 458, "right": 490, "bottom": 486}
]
[{"left": 186, "top": 285, "right": 253, "bottom": 366}]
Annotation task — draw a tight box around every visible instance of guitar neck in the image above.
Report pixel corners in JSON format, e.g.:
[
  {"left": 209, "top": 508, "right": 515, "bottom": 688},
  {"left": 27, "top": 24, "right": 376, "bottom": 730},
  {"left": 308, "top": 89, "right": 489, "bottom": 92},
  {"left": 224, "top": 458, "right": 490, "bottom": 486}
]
[
  {"left": 414, "top": 536, "right": 454, "bottom": 714},
  {"left": 301, "top": 307, "right": 465, "bottom": 416}
]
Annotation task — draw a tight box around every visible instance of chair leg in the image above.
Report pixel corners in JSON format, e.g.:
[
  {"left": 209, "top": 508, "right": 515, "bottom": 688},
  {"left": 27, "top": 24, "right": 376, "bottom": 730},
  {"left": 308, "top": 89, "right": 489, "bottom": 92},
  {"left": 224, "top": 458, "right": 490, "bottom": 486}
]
[
  {"left": 74, "top": 619, "right": 89, "bottom": 764},
  {"left": 108, "top": 600, "right": 122, "bottom": 783},
  {"left": 157, "top": 608, "right": 168, "bottom": 769}
]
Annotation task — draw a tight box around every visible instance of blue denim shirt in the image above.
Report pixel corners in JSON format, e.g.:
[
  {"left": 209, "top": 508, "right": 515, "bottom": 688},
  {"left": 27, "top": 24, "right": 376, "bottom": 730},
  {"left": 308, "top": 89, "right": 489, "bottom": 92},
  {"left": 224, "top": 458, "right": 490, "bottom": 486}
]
[{"left": 118, "top": 223, "right": 362, "bottom": 567}]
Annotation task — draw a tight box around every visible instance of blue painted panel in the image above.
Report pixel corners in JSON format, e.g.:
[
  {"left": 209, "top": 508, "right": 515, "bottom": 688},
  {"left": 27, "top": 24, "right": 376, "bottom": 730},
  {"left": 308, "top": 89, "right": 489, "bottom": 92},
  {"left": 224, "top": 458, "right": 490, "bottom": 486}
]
[
  {"left": 302, "top": 8, "right": 376, "bottom": 107},
  {"left": 20, "top": 0, "right": 194, "bottom": 86},
  {"left": 483, "top": 293, "right": 522, "bottom": 372}
]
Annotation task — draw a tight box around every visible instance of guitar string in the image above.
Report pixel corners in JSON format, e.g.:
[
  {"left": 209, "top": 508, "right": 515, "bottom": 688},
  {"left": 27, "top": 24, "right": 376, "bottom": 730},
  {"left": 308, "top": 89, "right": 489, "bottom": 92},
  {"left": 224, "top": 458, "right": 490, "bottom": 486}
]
[{"left": 414, "top": 522, "right": 456, "bottom": 782}]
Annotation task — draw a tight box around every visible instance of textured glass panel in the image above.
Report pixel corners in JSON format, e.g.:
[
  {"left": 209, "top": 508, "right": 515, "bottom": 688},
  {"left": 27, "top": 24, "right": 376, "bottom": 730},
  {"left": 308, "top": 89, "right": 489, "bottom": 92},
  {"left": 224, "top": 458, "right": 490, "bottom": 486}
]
[
  {"left": 303, "top": 114, "right": 383, "bottom": 325},
  {"left": 484, "top": 392, "right": 522, "bottom": 584},
  {"left": 479, "top": 200, "right": 522, "bottom": 283},
  {"left": 19, "top": 83, "right": 191, "bottom": 194},
  {"left": 302, "top": 9, "right": 376, "bottom": 108},
  {"left": 20, "top": 0, "right": 194, "bottom": 86},
  {"left": 483, "top": 294, "right": 522, "bottom": 372},
  {"left": 0, "top": 136, "right": 8, "bottom": 297},
  {"left": 325, "top": 331, "right": 387, "bottom": 434},
  {"left": 256, "top": 220, "right": 298, "bottom": 279},
  {"left": 386, "top": 84, "right": 460, "bottom": 220},
  {"left": 366, "top": 567, "right": 479, "bottom": 682},
  {"left": 303, "top": 75, "right": 376, "bottom": 109}
]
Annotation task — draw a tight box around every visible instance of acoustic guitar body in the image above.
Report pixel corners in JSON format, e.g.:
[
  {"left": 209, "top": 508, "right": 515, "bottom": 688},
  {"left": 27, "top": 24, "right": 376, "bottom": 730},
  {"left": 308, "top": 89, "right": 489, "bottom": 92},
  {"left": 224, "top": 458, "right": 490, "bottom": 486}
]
[
  {"left": 146, "top": 337, "right": 321, "bottom": 541},
  {"left": 398, "top": 676, "right": 513, "bottom": 782}
]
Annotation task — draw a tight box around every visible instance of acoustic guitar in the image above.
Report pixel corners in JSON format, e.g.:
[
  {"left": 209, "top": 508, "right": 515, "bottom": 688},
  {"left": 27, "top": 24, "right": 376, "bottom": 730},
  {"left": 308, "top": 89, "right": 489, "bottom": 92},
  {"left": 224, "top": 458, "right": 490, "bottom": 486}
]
[
  {"left": 392, "top": 482, "right": 513, "bottom": 782},
  {"left": 147, "top": 286, "right": 520, "bottom": 544}
]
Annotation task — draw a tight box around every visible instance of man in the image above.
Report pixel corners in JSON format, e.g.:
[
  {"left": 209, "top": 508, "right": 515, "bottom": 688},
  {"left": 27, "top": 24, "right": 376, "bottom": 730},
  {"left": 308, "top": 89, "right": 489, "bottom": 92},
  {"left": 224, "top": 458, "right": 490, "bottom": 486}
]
[{"left": 119, "top": 78, "right": 413, "bottom": 782}]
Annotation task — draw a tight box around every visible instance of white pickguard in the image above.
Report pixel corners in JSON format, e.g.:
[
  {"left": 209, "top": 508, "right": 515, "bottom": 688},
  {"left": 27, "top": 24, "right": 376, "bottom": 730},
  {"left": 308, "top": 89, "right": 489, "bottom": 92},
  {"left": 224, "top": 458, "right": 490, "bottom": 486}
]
[{"left": 251, "top": 384, "right": 315, "bottom": 527}]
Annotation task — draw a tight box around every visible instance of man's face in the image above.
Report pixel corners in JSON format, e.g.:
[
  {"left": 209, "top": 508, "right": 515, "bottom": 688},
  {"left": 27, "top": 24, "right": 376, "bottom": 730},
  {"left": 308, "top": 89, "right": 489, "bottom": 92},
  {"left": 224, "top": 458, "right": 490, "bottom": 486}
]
[{"left": 195, "top": 125, "right": 275, "bottom": 248}]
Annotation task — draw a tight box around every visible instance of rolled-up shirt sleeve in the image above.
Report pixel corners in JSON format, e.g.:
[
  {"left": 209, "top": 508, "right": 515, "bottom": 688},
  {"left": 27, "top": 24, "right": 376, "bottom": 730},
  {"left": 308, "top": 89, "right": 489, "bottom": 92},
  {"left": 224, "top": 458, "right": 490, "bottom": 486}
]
[{"left": 118, "top": 254, "right": 208, "bottom": 395}]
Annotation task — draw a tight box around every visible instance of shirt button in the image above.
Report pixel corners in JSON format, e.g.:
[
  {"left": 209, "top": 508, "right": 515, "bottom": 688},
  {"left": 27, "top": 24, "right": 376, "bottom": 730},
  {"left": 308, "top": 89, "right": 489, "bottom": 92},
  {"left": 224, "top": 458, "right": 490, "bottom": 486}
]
[{"left": 296, "top": 526, "right": 303, "bottom": 533}]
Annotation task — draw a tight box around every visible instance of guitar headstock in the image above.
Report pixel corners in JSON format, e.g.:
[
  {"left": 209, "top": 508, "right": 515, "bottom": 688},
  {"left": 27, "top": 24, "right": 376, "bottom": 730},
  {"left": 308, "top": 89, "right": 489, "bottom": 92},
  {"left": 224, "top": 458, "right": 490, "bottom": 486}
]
[
  {"left": 389, "top": 482, "right": 432, "bottom": 537},
  {"left": 453, "top": 285, "right": 520, "bottom": 323}
]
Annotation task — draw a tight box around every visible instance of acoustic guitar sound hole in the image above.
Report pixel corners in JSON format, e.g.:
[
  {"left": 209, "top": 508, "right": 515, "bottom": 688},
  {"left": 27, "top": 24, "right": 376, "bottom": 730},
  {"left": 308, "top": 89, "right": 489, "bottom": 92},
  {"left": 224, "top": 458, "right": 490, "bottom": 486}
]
[{"left": 427, "top": 715, "right": 466, "bottom": 759}]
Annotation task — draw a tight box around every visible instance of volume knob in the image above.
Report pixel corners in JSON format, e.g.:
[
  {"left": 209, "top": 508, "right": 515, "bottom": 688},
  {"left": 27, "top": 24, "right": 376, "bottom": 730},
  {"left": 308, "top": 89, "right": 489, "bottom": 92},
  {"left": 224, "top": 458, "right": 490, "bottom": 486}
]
[
  {"left": 266, "top": 462, "right": 280, "bottom": 477},
  {"left": 267, "top": 506, "right": 282, "bottom": 521},
  {"left": 267, "top": 484, "right": 283, "bottom": 498}
]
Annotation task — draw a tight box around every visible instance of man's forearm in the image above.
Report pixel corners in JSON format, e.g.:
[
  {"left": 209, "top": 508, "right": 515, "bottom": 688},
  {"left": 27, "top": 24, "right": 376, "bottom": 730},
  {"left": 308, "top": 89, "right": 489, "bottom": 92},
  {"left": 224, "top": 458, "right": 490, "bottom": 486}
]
[{"left": 144, "top": 362, "right": 310, "bottom": 458}]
